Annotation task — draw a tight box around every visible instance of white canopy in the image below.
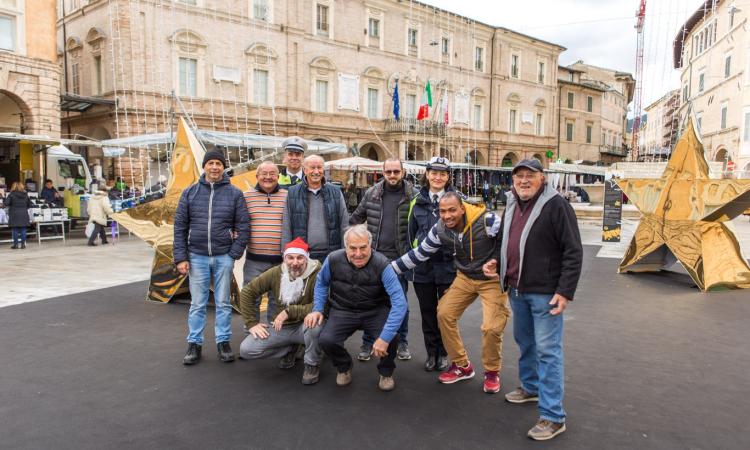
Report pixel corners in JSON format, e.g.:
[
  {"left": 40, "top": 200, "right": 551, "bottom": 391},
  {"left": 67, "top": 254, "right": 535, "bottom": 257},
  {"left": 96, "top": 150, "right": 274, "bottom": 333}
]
[{"left": 325, "top": 156, "right": 425, "bottom": 174}]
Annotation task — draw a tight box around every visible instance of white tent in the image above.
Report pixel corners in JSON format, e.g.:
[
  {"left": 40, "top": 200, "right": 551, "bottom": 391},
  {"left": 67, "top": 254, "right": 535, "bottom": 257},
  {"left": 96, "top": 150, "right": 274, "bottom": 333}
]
[{"left": 325, "top": 156, "right": 425, "bottom": 174}]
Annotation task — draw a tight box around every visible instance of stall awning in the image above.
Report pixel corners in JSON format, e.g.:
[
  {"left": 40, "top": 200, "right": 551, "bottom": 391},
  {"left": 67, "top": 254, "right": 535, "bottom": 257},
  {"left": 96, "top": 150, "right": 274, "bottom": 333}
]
[
  {"left": 325, "top": 156, "right": 425, "bottom": 174},
  {"left": 60, "top": 94, "right": 116, "bottom": 112},
  {"left": 0, "top": 133, "right": 60, "bottom": 145}
]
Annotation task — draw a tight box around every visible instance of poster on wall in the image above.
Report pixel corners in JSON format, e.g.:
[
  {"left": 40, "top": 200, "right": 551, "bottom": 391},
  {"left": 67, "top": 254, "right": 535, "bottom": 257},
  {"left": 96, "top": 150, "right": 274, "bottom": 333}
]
[
  {"left": 454, "top": 92, "right": 469, "bottom": 124},
  {"left": 602, "top": 174, "right": 623, "bottom": 242},
  {"left": 337, "top": 73, "right": 360, "bottom": 112}
]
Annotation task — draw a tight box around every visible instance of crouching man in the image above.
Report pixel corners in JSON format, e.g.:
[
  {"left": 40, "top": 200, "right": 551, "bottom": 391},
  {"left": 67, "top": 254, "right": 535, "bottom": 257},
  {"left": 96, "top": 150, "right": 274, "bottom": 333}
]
[
  {"left": 239, "top": 238, "right": 323, "bottom": 385},
  {"left": 304, "top": 224, "right": 407, "bottom": 391}
]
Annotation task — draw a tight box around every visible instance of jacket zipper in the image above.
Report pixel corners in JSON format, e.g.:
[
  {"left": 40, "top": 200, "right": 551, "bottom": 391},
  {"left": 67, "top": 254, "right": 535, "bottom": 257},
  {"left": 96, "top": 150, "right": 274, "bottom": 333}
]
[{"left": 208, "top": 183, "right": 214, "bottom": 256}]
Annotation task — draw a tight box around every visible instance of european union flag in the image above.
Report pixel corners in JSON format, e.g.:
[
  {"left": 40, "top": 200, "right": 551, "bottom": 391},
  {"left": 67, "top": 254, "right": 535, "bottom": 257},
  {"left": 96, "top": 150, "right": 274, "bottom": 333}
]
[{"left": 393, "top": 81, "right": 400, "bottom": 121}]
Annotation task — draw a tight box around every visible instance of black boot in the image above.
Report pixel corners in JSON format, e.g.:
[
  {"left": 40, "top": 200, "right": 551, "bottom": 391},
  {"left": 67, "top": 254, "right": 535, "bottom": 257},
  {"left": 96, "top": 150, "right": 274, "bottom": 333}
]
[
  {"left": 10, "top": 244, "right": 18, "bottom": 249},
  {"left": 436, "top": 354, "right": 450, "bottom": 372},
  {"left": 87, "top": 242, "right": 97, "bottom": 247},
  {"left": 217, "top": 341, "right": 235, "bottom": 363},
  {"left": 424, "top": 354, "right": 437, "bottom": 372},
  {"left": 20, "top": 242, "right": 26, "bottom": 249},
  {"left": 182, "top": 343, "right": 202, "bottom": 365}
]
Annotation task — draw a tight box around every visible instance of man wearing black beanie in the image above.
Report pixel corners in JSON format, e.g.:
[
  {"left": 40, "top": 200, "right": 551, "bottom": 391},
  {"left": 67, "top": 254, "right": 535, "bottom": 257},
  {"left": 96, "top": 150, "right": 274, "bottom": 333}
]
[{"left": 174, "top": 148, "right": 249, "bottom": 365}]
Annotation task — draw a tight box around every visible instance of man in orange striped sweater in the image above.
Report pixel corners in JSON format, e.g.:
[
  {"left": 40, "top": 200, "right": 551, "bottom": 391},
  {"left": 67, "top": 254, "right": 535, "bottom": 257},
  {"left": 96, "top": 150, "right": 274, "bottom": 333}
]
[{"left": 242, "top": 160, "right": 292, "bottom": 366}]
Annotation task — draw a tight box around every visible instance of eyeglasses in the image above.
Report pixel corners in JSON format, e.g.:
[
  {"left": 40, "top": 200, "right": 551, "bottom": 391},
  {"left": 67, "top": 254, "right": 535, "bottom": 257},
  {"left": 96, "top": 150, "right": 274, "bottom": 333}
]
[
  {"left": 384, "top": 170, "right": 402, "bottom": 175},
  {"left": 512, "top": 172, "right": 541, "bottom": 180}
]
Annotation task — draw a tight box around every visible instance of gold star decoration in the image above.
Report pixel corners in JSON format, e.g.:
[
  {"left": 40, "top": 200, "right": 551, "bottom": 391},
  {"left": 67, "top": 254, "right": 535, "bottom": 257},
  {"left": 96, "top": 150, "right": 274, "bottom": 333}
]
[
  {"left": 617, "top": 118, "right": 750, "bottom": 291},
  {"left": 112, "top": 117, "right": 256, "bottom": 303}
]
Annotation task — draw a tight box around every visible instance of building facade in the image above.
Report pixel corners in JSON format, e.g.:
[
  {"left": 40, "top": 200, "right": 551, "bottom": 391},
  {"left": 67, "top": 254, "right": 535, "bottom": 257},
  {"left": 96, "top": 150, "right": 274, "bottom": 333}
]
[
  {"left": 0, "top": 0, "right": 61, "bottom": 186},
  {"left": 641, "top": 89, "right": 679, "bottom": 161},
  {"left": 556, "top": 62, "right": 634, "bottom": 164},
  {"left": 674, "top": 0, "right": 750, "bottom": 177},
  {"left": 58, "top": 0, "right": 568, "bottom": 171}
]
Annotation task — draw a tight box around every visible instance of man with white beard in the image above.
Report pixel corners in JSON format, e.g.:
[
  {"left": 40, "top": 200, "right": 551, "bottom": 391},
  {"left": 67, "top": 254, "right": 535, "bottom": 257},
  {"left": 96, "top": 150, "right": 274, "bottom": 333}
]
[{"left": 239, "top": 238, "right": 324, "bottom": 385}]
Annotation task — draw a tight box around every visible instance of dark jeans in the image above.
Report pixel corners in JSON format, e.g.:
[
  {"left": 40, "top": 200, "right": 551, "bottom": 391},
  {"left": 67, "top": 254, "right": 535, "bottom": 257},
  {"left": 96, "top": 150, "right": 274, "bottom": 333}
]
[
  {"left": 319, "top": 306, "right": 400, "bottom": 376},
  {"left": 87, "top": 223, "right": 108, "bottom": 244},
  {"left": 11, "top": 227, "right": 27, "bottom": 245},
  {"left": 413, "top": 282, "right": 450, "bottom": 357},
  {"left": 362, "top": 274, "right": 408, "bottom": 346}
]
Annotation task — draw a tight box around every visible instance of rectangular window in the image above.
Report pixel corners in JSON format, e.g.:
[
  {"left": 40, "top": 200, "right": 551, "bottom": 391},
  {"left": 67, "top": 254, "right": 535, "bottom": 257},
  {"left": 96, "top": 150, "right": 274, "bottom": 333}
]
[
  {"left": 408, "top": 28, "right": 418, "bottom": 57},
  {"left": 475, "top": 47, "right": 483, "bottom": 72},
  {"left": 537, "top": 62, "right": 545, "bottom": 84},
  {"left": 71, "top": 63, "right": 80, "bottom": 95},
  {"left": 253, "top": 0, "right": 268, "bottom": 21},
  {"left": 696, "top": 113, "right": 703, "bottom": 133},
  {"left": 509, "top": 109, "right": 517, "bottom": 134},
  {"left": 441, "top": 37, "right": 449, "bottom": 55},
  {"left": 586, "top": 125, "right": 592, "bottom": 143},
  {"left": 566, "top": 122, "right": 573, "bottom": 142},
  {"left": 0, "top": 15, "right": 14, "bottom": 51},
  {"left": 253, "top": 69, "right": 269, "bottom": 105},
  {"left": 315, "top": 79, "right": 328, "bottom": 112},
  {"left": 404, "top": 94, "right": 416, "bottom": 118},
  {"left": 567, "top": 92, "right": 574, "bottom": 109},
  {"left": 683, "top": 85, "right": 688, "bottom": 102},
  {"left": 725, "top": 55, "right": 732, "bottom": 78},
  {"left": 535, "top": 113, "right": 543, "bottom": 135},
  {"left": 721, "top": 104, "right": 728, "bottom": 129},
  {"left": 587, "top": 96, "right": 593, "bottom": 112},
  {"left": 699, "top": 72, "right": 705, "bottom": 92},
  {"left": 93, "top": 55, "right": 103, "bottom": 95},
  {"left": 511, "top": 54, "right": 519, "bottom": 78},
  {"left": 744, "top": 112, "right": 750, "bottom": 142},
  {"left": 368, "top": 18, "right": 379, "bottom": 38},
  {"left": 367, "top": 88, "right": 379, "bottom": 119},
  {"left": 473, "top": 104, "right": 482, "bottom": 130},
  {"left": 316, "top": 4, "right": 329, "bottom": 35},
  {"left": 179, "top": 57, "right": 197, "bottom": 97}
]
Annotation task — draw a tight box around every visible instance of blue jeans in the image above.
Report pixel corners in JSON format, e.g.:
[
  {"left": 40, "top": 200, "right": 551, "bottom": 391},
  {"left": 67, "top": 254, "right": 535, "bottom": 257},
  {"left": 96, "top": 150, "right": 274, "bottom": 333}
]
[
  {"left": 187, "top": 252, "right": 235, "bottom": 345},
  {"left": 12, "top": 227, "right": 27, "bottom": 245},
  {"left": 509, "top": 289, "right": 566, "bottom": 423},
  {"left": 363, "top": 274, "right": 408, "bottom": 346}
]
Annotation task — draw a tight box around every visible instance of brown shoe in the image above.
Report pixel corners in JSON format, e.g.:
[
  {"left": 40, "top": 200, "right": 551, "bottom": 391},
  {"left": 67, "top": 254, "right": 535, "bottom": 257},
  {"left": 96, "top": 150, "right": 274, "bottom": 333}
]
[
  {"left": 505, "top": 387, "right": 539, "bottom": 404},
  {"left": 527, "top": 419, "right": 566, "bottom": 441},
  {"left": 378, "top": 375, "right": 395, "bottom": 391},
  {"left": 336, "top": 369, "right": 352, "bottom": 386}
]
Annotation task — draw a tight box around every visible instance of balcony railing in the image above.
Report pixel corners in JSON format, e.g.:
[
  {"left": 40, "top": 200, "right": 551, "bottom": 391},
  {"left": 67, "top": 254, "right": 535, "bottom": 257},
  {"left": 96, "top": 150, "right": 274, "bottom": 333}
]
[
  {"left": 599, "top": 144, "right": 628, "bottom": 157},
  {"left": 384, "top": 118, "right": 447, "bottom": 136}
]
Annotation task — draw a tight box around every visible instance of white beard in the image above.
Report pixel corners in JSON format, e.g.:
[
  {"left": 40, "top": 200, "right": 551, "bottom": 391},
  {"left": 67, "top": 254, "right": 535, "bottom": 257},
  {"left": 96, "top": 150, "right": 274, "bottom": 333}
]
[{"left": 279, "top": 273, "right": 304, "bottom": 305}]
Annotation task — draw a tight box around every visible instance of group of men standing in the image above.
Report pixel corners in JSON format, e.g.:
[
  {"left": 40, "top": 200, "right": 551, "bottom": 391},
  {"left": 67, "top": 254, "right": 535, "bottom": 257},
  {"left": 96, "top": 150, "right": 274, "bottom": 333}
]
[{"left": 172, "top": 136, "right": 583, "bottom": 441}]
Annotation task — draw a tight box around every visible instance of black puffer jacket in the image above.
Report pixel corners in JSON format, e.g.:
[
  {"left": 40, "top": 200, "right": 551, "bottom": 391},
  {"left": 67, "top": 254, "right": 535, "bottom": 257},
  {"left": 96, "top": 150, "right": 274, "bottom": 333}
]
[
  {"left": 406, "top": 186, "right": 457, "bottom": 284},
  {"left": 6, "top": 191, "right": 32, "bottom": 228},
  {"left": 173, "top": 174, "right": 249, "bottom": 263},
  {"left": 349, "top": 179, "right": 417, "bottom": 257}
]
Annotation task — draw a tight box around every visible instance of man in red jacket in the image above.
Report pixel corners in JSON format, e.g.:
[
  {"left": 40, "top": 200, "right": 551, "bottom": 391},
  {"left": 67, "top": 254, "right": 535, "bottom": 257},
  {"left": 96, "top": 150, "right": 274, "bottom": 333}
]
[{"left": 484, "top": 159, "right": 582, "bottom": 441}]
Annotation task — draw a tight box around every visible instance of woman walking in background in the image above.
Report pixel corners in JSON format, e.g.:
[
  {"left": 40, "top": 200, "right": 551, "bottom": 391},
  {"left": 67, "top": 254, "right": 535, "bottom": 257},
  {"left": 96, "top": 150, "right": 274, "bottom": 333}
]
[
  {"left": 6, "top": 182, "right": 32, "bottom": 249},
  {"left": 87, "top": 186, "right": 114, "bottom": 246}
]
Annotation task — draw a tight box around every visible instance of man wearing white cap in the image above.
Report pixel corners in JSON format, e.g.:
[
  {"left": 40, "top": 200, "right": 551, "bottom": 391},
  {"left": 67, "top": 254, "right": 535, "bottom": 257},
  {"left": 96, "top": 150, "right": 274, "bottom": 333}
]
[
  {"left": 278, "top": 136, "right": 306, "bottom": 188},
  {"left": 239, "top": 237, "right": 324, "bottom": 385}
]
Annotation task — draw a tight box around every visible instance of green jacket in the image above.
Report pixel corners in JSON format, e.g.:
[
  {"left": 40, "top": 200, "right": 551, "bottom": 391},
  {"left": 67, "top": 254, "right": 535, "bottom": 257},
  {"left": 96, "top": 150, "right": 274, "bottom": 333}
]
[{"left": 239, "top": 261, "right": 320, "bottom": 328}]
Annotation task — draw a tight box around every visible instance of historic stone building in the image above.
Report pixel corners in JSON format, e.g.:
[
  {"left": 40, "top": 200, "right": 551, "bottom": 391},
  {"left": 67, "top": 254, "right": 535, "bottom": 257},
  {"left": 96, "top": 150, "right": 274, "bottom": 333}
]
[
  {"left": 674, "top": 0, "right": 750, "bottom": 177},
  {"left": 555, "top": 61, "right": 633, "bottom": 164},
  {"left": 641, "top": 89, "right": 679, "bottom": 161},
  {"left": 58, "top": 0, "right": 571, "bottom": 168},
  {"left": 0, "top": 0, "right": 61, "bottom": 186}
]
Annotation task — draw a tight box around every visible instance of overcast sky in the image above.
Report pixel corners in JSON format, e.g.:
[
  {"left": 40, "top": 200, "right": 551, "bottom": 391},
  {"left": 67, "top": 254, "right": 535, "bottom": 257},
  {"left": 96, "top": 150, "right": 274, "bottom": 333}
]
[{"left": 422, "top": 0, "right": 706, "bottom": 110}]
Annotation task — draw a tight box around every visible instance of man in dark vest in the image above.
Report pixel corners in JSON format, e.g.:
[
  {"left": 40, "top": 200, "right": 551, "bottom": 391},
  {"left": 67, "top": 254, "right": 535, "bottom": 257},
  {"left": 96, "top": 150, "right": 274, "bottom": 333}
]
[
  {"left": 391, "top": 192, "right": 509, "bottom": 394},
  {"left": 349, "top": 158, "right": 417, "bottom": 362},
  {"left": 281, "top": 154, "right": 349, "bottom": 262},
  {"left": 305, "top": 224, "right": 407, "bottom": 391}
]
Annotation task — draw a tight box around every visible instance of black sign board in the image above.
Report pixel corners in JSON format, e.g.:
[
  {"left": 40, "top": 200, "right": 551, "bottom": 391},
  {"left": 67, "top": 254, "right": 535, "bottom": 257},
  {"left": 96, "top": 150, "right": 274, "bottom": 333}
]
[{"left": 602, "top": 179, "right": 623, "bottom": 242}]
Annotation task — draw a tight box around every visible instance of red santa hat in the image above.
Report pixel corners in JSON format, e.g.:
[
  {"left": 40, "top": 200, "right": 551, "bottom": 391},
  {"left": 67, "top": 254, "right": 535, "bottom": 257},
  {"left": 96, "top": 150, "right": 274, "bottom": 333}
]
[{"left": 283, "top": 237, "right": 309, "bottom": 258}]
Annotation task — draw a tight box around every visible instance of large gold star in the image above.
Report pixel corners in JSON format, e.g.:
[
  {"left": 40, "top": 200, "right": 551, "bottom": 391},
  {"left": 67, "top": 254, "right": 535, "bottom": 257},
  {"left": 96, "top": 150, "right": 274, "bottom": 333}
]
[
  {"left": 617, "top": 118, "right": 750, "bottom": 291},
  {"left": 112, "top": 117, "right": 256, "bottom": 303}
]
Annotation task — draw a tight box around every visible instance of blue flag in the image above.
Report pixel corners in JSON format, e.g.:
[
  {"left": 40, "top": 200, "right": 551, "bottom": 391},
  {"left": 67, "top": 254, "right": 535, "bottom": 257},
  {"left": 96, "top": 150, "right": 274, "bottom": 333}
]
[{"left": 392, "top": 81, "right": 400, "bottom": 121}]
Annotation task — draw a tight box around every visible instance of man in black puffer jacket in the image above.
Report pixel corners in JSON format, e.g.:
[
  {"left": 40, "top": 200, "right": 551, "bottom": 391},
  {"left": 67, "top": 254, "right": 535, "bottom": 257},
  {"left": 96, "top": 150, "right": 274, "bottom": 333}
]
[{"left": 174, "top": 150, "right": 250, "bottom": 366}]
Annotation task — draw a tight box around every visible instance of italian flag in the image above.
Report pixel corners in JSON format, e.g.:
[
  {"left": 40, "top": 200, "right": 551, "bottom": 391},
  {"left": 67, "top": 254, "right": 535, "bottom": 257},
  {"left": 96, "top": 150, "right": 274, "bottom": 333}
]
[{"left": 416, "top": 81, "right": 432, "bottom": 120}]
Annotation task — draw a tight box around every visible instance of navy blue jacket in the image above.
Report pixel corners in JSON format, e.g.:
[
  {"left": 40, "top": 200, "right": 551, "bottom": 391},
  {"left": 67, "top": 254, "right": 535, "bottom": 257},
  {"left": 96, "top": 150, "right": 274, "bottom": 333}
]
[
  {"left": 406, "top": 186, "right": 457, "bottom": 284},
  {"left": 173, "top": 173, "right": 249, "bottom": 263}
]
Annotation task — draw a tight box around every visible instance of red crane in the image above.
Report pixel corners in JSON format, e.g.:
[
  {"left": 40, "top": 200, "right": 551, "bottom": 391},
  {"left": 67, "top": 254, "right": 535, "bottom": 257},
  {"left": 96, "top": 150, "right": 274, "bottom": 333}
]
[{"left": 631, "top": 0, "right": 647, "bottom": 161}]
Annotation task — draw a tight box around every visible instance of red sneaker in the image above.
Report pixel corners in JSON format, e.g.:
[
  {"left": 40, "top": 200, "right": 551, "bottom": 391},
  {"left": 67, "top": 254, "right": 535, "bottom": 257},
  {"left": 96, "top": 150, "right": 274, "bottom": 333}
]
[
  {"left": 438, "top": 362, "right": 475, "bottom": 384},
  {"left": 483, "top": 371, "right": 501, "bottom": 393}
]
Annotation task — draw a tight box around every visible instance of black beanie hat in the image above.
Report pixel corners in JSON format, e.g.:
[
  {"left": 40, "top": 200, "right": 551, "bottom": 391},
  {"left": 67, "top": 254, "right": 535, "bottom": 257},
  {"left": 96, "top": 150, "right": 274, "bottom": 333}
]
[{"left": 202, "top": 149, "right": 227, "bottom": 168}]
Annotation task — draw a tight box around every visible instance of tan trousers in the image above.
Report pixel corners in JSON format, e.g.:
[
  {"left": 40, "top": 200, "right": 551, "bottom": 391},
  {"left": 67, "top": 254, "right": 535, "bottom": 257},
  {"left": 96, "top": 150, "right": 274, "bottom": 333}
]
[{"left": 437, "top": 271, "right": 510, "bottom": 372}]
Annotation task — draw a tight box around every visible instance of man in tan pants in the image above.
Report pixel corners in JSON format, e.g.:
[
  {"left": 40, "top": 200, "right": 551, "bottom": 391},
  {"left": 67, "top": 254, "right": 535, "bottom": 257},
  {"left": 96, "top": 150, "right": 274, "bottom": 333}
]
[{"left": 392, "top": 192, "right": 509, "bottom": 394}]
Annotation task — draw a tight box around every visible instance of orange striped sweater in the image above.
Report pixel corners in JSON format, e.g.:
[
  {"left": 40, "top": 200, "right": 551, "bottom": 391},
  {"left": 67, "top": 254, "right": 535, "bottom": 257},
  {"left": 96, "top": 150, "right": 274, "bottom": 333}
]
[{"left": 243, "top": 186, "right": 288, "bottom": 263}]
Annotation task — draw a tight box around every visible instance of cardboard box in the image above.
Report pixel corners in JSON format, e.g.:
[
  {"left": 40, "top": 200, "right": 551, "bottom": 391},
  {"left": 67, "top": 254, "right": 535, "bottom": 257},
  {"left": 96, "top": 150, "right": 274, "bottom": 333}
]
[{"left": 42, "top": 209, "right": 52, "bottom": 222}]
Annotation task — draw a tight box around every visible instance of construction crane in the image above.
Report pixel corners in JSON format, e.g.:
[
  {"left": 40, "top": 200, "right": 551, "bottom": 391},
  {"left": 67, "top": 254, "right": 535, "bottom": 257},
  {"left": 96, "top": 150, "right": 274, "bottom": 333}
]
[{"left": 631, "top": 0, "right": 647, "bottom": 161}]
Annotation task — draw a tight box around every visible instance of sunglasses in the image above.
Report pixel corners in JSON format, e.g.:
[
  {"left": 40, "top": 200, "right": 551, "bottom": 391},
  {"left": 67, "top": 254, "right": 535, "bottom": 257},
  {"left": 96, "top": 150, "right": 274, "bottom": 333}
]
[{"left": 384, "top": 170, "right": 402, "bottom": 175}]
